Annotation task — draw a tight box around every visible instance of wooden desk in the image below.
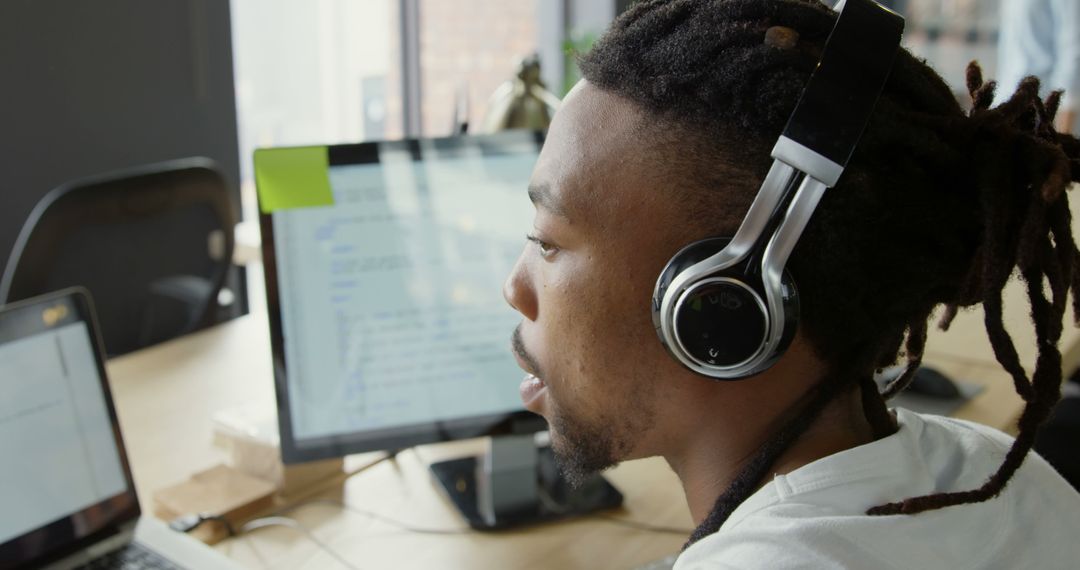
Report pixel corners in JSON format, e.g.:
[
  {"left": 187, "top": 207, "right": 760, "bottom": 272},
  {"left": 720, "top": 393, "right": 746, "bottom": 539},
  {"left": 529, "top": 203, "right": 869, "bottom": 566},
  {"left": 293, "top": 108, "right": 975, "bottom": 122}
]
[
  {"left": 105, "top": 313, "right": 693, "bottom": 569},
  {"left": 104, "top": 291, "right": 1048, "bottom": 569}
]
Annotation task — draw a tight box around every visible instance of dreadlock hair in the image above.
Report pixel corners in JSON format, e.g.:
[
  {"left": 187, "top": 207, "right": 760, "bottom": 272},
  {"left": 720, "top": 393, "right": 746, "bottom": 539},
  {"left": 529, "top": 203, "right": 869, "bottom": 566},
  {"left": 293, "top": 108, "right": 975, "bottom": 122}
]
[{"left": 579, "top": 0, "right": 1080, "bottom": 546}]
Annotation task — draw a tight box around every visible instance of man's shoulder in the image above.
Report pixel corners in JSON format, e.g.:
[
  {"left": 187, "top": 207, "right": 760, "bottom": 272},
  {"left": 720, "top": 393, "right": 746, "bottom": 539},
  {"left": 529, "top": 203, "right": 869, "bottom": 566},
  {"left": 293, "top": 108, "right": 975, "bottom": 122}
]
[
  {"left": 674, "top": 513, "right": 907, "bottom": 570},
  {"left": 676, "top": 484, "right": 1080, "bottom": 569},
  {"left": 674, "top": 410, "right": 1080, "bottom": 569}
]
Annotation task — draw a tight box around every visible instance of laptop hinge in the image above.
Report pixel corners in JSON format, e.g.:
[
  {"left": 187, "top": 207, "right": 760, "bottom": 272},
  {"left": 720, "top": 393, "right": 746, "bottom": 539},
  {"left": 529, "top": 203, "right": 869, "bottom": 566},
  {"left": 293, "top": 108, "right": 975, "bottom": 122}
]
[{"left": 41, "top": 522, "right": 137, "bottom": 570}]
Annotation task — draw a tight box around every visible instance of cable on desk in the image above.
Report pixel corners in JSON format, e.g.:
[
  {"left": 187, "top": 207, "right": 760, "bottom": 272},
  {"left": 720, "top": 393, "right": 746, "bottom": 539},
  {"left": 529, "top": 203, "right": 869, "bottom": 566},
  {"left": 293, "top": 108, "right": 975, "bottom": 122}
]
[
  {"left": 538, "top": 485, "right": 692, "bottom": 536},
  {"left": 277, "top": 449, "right": 403, "bottom": 509},
  {"left": 166, "top": 449, "right": 421, "bottom": 570},
  {"left": 301, "top": 498, "right": 691, "bottom": 537},
  {"left": 168, "top": 513, "right": 237, "bottom": 537},
  {"left": 589, "top": 513, "right": 693, "bottom": 535},
  {"left": 169, "top": 509, "right": 365, "bottom": 569},
  {"left": 241, "top": 515, "right": 362, "bottom": 570},
  {"left": 344, "top": 448, "right": 402, "bottom": 478},
  {"left": 300, "top": 498, "right": 472, "bottom": 535}
]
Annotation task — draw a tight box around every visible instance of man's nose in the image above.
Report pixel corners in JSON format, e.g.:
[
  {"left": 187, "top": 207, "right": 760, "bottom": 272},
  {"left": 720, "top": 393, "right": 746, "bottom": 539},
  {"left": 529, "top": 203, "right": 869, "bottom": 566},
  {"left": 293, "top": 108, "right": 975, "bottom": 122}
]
[{"left": 503, "top": 253, "right": 537, "bottom": 321}]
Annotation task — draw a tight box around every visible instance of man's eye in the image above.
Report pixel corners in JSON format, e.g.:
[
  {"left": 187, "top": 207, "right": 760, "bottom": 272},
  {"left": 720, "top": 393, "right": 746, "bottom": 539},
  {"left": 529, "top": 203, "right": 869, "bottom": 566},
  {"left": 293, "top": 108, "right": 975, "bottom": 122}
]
[{"left": 526, "top": 235, "right": 559, "bottom": 258}]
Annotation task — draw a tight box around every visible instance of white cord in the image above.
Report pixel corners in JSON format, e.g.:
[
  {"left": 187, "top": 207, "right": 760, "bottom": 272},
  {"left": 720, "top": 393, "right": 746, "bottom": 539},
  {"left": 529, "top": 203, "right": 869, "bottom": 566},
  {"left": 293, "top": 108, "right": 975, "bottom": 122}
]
[
  {"left": 308, "top": 497, "right": 690, "bottom": 536},
  {"left": 301, "top": 499, "right": 471, "bottom": 535},
  {"left": 236, "top": 494, "right": 688, "bottom": 570},
  {"left": 240, "top": 516, "right": 362, "bottom": 570}
]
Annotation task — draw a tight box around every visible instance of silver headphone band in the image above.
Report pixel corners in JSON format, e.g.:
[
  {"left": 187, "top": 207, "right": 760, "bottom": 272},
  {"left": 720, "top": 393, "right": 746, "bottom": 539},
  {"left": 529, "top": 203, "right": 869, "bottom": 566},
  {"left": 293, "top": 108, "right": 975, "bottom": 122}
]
[
  {"left": 657, "top": 160, "right": 799, "bottom": 325},
  {"left": 756, "top": 174, "right": 831, "bottom": 364}
]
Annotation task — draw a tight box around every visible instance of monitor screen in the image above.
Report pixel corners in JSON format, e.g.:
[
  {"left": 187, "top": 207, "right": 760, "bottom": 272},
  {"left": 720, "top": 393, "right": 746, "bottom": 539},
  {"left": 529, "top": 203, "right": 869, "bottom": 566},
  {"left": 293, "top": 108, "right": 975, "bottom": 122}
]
[
  {"left": 0, "top": 290, "right": 139, "bottom": 566},
  {"left": 258, "top": 131, "right": 547, "bottom": 463}
]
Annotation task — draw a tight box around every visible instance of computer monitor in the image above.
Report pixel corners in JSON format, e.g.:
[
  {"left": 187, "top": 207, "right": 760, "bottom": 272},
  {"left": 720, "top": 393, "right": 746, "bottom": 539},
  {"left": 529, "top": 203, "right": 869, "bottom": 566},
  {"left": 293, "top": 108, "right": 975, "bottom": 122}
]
[{"left": 256, "top": 131, "right": 621, "bottom": 528}]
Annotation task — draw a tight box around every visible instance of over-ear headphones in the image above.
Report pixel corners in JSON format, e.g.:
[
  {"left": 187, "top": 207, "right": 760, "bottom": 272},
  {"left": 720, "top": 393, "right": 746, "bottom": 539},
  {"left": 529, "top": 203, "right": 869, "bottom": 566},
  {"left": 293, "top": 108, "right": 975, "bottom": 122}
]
[{"left": 652, "top": 0, "right": 905, "bottom": 380}]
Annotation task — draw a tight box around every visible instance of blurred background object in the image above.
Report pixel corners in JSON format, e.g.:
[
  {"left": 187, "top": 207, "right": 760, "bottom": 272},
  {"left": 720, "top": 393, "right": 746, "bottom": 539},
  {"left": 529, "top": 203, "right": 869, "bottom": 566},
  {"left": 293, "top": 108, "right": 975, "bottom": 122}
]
[
  {"left": 0, "top": 158, "right": 236, "bottom": 356},
  {"left": 895, "top": 0, "right": 1001, "bottom": 104},
  {"left": 480, "top": 55, "right": 561, "bottom": 133},
  {"left": 883, "top": 0, "right": 1077, "bottom": 132},
  {"left": 0, "top": 0, "right": 248, "bottom": 327},
  {"left": 995, "top": 0, "right": 1080, "bottom": 133},
  {"left": 1, "top": 0, "right": 624, "bottom": 346},
  {"left": 7, "top": 0, "right": 1049, "bottom": 345}
]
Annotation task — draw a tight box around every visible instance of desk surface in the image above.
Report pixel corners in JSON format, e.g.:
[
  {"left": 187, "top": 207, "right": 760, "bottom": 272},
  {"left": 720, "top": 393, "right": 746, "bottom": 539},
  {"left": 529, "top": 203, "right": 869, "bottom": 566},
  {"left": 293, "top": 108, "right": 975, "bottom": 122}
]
[
  {"left": 107, "top": 312, "right": 696, "bottom": 570},
  {"left": 105, "top": 266, "right": 1067, "bottom": 569}
]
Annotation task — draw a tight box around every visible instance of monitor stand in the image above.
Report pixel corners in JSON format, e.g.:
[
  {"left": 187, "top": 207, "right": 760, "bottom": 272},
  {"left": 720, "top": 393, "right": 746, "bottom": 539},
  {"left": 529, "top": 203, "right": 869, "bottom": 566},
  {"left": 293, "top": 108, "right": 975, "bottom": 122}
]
[{"left": 429, "top": 433, "right": 624, "bottom": 530}]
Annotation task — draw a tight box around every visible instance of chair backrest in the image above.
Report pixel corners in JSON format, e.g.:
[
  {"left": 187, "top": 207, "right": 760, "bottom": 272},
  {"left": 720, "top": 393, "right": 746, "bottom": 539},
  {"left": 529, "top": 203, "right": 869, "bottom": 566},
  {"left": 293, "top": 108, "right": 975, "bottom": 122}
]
[{"left": 0, "top": 157, "right": 236, "bottom": 356}]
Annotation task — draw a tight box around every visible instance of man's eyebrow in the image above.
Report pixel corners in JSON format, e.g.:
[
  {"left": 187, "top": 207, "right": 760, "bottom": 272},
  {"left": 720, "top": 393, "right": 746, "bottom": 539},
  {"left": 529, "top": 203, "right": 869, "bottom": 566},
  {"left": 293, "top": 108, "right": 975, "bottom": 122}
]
[{"left": 527, "top": 183, "right": 571, "bottom": 220}]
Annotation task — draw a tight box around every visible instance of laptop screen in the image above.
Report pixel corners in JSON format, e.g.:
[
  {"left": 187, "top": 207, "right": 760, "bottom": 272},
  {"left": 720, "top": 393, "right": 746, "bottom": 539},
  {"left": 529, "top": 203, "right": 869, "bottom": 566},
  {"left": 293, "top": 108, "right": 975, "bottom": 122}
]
[{"left": 0, "top": 290, "right": 139, "bottom": 568}]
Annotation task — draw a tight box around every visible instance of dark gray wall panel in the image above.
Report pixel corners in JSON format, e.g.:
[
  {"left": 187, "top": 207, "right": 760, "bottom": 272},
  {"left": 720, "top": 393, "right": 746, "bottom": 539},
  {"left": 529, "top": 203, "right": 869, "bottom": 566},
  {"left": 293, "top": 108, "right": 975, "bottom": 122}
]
[{"left": 0, "top": 0, "right": 242, "bottom": 273}]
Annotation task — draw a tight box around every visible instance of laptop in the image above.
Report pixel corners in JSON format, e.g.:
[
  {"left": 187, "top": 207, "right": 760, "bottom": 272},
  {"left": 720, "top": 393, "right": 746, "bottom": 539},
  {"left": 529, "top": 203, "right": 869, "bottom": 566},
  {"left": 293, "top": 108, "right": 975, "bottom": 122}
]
[{"left": 0, "top": 288, "right": 240, "bottom": 569}]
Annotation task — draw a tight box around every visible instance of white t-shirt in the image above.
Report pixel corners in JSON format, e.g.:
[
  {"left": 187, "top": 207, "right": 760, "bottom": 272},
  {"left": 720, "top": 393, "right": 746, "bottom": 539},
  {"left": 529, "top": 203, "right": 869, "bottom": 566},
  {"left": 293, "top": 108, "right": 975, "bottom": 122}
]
[{"left": 675, "top": 409, "right": 1080, "bottom": 569}]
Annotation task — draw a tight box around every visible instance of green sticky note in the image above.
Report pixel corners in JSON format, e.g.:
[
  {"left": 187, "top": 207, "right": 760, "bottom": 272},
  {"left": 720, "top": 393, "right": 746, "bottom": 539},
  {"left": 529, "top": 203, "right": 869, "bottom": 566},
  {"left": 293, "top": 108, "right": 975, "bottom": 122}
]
[{"left": 254, "top": 146, "right": 334, "bottom": 213}]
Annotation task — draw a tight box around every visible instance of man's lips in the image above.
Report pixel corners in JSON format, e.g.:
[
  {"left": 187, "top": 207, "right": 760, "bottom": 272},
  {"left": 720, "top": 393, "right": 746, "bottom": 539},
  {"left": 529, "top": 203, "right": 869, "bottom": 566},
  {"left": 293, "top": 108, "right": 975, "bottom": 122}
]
[
  {"left": 519, "top": 374, "right": 547, "bottom": 410},
  {"left": 510, "top": 339, "right": 547, "bottom": 412}
]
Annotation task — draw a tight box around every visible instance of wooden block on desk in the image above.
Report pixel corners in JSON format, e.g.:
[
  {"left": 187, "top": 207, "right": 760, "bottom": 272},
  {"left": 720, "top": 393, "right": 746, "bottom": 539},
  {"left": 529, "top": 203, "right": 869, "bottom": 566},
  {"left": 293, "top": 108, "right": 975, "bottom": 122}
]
[
  {"left": 277, "top": 457, "right": 345, "bottom": 500},
  {"left": 223, "top": 433, "right": 344, "bottom": 499},
  {"left": 153, "top": 464, "right": 276, "bottom": 544}
]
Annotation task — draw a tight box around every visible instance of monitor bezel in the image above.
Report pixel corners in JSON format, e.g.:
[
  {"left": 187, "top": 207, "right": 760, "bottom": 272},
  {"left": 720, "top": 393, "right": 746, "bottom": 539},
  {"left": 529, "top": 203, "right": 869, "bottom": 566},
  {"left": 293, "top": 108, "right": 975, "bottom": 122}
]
[
  {"left": 257, "top": 131, "right": 549, "bottom": 464},
  {"left": 0, "top": 287, "right": 141, "bottom": 568}
]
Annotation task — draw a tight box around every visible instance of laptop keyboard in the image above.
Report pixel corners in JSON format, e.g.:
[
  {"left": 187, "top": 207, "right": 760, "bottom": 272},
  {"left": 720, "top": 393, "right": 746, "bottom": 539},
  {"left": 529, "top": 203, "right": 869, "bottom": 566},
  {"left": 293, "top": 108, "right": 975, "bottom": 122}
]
[{"left": 77, "top": 542, "right": 183, "bottom": 570}]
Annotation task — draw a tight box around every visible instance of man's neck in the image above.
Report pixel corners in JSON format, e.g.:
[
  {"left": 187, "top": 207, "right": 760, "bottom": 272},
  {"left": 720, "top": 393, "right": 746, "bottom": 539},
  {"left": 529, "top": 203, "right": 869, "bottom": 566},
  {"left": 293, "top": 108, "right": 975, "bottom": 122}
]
[{"left": 665, "top": 387, "right": 877, "bottom": 525}]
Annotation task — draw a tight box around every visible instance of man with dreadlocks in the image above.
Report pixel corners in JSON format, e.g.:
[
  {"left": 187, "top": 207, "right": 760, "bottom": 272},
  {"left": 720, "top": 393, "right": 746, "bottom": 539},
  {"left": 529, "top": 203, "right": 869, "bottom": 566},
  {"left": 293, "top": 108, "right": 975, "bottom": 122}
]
[{"left": 504, "top": 0, "right": 1080, "bottom": 567}]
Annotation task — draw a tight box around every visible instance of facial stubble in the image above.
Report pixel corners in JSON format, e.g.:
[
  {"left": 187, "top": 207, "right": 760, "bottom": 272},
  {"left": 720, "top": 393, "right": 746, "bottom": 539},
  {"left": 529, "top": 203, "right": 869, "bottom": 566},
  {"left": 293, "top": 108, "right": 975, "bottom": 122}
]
[{"left": 547, "top": 378, "right": 657, "bottom": 489}]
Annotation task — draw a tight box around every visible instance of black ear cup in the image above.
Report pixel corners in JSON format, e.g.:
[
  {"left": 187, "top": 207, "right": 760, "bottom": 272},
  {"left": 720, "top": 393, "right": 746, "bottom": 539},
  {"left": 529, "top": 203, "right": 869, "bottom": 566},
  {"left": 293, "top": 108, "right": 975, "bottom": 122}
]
[
  {"left": 653, "top": 238, "right": 739, "bottom": 347},
  {"left": 674, "top": 278, "right": 767, "bottom": 367},
  {"left": 653, "top": 237, "right": 799, "bottom": 379}
]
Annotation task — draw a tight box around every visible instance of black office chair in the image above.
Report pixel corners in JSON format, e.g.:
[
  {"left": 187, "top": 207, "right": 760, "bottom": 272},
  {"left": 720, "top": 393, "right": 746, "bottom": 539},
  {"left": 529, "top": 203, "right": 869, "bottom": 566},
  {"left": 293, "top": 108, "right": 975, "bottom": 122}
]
[{"left": 0, "top": 157, "right": 236, "bottom": 356}]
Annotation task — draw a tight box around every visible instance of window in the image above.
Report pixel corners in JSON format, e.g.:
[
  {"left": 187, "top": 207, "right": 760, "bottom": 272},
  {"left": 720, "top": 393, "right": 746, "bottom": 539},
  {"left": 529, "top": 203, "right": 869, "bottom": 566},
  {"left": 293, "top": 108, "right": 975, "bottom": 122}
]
[
  {"left": 417, "top": 0, "right": 539, "bottom": 137},
  {"left": 231, "top": 0, "right": 401, "bottom": 202},
  {"left": 230, "top": 0, "right": 599, "bottom": 215}
]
